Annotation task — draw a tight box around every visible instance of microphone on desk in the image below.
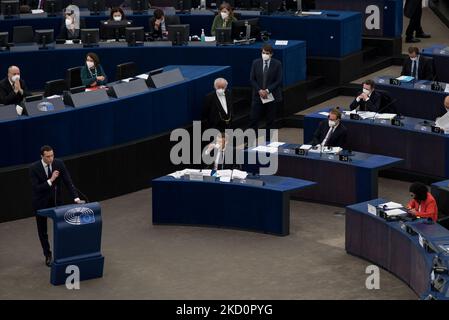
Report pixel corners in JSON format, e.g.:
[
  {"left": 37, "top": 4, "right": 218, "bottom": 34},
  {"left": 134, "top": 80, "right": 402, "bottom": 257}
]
[
  {"left": 370, "top": 98, "right": 398, "bottom": 122},
  {"left": 74, "top": 185, "right": 89, "bottom": 204}
]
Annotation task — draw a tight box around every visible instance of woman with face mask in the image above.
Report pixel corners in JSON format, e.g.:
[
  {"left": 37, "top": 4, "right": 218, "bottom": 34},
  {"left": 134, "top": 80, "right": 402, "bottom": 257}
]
[
  {"left": 406, "top": 182, "right": 438, "bottom": 222},
  {"left": 211, "top": 2, "right": 237, "bottom": 36},
  {"left": 80, "top": 52, "right": 108, "bottom": 88},
  {"left": 109, "top": 7, "right": 127, "bottom": 23},
  {"left": 57, "top": 5, "right": 81, "bottom": 41}
]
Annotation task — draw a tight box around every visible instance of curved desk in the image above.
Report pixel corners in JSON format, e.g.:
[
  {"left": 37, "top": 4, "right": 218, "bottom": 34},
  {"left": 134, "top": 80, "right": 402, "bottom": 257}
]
[
  {"left": 152, "top": 175, "right": 316, "bottom": 236},
  {"left": 346, "top": 198, "right": 449, "bottom": 299},
  {"left": 422, "top": 45, "right": 449, "bottom": 84},
  {"left": 0, "top": 40, "right": 305, "bottom": 90},
  {"left": 0, "top": 10, "right": 361, "bottom": 57},
  {"left": 304, "top": 109, "right": 449, "bottom": 179},
  {"left": 0, "top": 65, "right": 231, "bottom": 167}
]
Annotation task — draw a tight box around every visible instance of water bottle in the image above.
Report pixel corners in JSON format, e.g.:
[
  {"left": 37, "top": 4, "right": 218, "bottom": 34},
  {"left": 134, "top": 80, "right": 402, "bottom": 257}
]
[{"left": 200, "top": 29, "right": 205, "bottom": 42}]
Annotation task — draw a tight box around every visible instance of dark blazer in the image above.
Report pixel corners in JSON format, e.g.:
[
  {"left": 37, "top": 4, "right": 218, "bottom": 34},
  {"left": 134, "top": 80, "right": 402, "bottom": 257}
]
[
  {"left": 57, "top": 25, "right": 80, "bottom": 40},
  {"left": 0, "top": 77, "right": 31, "bottom": 105},
  {"left": 29, "top": 158, "right": 78, "bottom": 211},
  {"left": 401, "top": 55, "right": 434, "bottom": 81},
  {"left": 148, "top": 15, "right": 180, "bottom": 39},
  {"left": 310, "top": 120, "right": 347, "bottom": 149},
  {"left": 349, "top": 90, "right": 383, "bottom": 112},
  {"left": 404, "top": 0, "right": 421, "bottom": 18},
  {"left": 202, "top": 90, "right": 233, "bottom": 131},
  {"left": 205, "top": 146, "right": 242, "bottom": 171},
  {"left": 250, "top": 58, "right": 283, "bottom": 103}
]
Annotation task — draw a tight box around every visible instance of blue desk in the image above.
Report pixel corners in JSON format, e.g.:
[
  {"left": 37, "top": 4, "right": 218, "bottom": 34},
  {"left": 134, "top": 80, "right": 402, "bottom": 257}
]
[
  {"left": 422, "top": 44, "right": 449, "bottom": 84},
  {"left": 0, "top": 10, "right": 361, "bottom": 57},
  {"left": 315, "top": 0, "right": 403, "bottom": 37},
  {"left": 304, "top": 110, "right": 449, "bottom": 179},
  {"left": 152, "top": 175, "right": 316, "bottom": 236},
  {"left": 0, "top": 65, "right": 231, "bottom": 168},
  {"left": 346, "top": 198, "right": 449, "bottom": 299},
  {"left": 244, "top": 145, "right": 402, "bottom": 206},
  {"left": 374, "top": 76, "right": 448, "bottom": 121},
  {"left": 432, "top": 180, "right": 449, "bottom": 218},
  {"left": 0, "top": 40, "right": 305, "bottom": 90}
]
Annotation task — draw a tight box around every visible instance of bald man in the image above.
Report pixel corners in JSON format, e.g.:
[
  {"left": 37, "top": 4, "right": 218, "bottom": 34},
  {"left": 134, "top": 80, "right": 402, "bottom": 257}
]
[
  {"left": 0, "top": 66, "right": 31, "bottom": 105},
  {"left": 202, "top": 77, "right": 233, "bottom": 132}
]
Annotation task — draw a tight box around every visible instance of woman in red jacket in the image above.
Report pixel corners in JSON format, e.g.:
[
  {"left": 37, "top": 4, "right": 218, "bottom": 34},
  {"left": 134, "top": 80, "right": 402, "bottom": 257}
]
[{"left": 406, "top": 182, "right": 438, "bottom": 222}]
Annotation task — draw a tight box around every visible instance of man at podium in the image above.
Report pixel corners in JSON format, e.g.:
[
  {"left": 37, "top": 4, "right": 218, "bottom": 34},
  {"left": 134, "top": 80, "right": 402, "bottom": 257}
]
[{"left": 29, "top": 145, "right": 82, "bottom": 267}]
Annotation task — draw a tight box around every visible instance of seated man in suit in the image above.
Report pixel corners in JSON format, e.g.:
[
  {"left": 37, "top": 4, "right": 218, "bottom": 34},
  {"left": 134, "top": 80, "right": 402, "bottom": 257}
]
[
  {"left": 0, "top": 66, "right": 31, "bottom": 105},
  {"left": 401, "top": 46, "right": 433, "bottom": 81},
  {"left": 149, "top": 9, "right": 180, "bottom": 40},
  {"left": 30, "top": 145, "right": 82, "bottom": 266},
  {"left": 310, "top": 108, "right": 347, "bottom": 149},
  {"left": 349, "top": 79, "right": 382, "bottom": 112},
  {"left": 250, "top": 44, "right": 283, "bottom": 142},
  {"left": 202, "top": 78, "right": 233, "bottom": 132}
]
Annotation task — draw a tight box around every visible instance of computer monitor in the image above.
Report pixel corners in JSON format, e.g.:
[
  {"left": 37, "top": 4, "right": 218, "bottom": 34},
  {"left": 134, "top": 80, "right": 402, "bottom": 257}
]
[
  {"left": 130, "top": 0, "right": 149, "bottom": 14},
  {"left": 35, "top": 29, "right": 54, "bottom": 50},
  {"left": 1, "top": 0, "right": 19, "bottom": 19},
  {"left": 101, "top": 21, "right": 131, "bottom": 40},
  {"left": 125, "top": 27, "right": 144, "bottom": 46},
  {"left": 231, "top": 18, "right": 259, "bottom": 40},
  {"left": 215, "top": 27, "right": 232, "bottom": 45},
  {"left": 44, "top": 0, "right": 62, "bottom": 17},
  {"left": 167, "top": 24, "right": 189, "bottom": 46},
  {"left": 0, "top": 32, "right": 9, "bottom": 50},
  {"left": 81, "top": 28, "right": 100, "bottom": 47},
  {"left": 176, "top": 0, "right": 192, "bottom": 12},
  {"left": 88, "top": 0, "right": 106, "bottom": 15}
]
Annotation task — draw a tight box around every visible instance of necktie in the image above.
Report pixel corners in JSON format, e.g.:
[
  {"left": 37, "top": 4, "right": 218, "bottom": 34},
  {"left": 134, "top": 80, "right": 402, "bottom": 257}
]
[
  {"left": 412, "top": 60, "right": 417, "bottom": 79},
  {"left": 263, "top": 61, "right": 268, "bottom": 89},
  {"left": 47, "top": 165, "right": 52, "bottom": 179},
  {"left": 323, "top": 127, "right": 335, "bottom": 146}
]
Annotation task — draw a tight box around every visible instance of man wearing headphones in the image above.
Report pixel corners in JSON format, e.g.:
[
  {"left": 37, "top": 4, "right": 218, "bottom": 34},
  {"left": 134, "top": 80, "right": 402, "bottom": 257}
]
[{"left": 310, "top": 108, "right": 347, "bottom": 149}]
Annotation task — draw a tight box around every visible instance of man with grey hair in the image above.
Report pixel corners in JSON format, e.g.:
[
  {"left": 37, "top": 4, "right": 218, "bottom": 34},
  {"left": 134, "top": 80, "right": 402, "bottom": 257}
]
[
  {"left": 202, "top": 77, "right": 233, "bottom": 131},
  {"left": 0, "top": 65, "right": 30, "bottom": 105}
]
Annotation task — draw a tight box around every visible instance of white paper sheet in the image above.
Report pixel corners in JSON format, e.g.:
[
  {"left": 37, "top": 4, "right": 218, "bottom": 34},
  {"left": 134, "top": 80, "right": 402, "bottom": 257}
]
[
  {"left": 275, "top": 40, "right": 288, "bottom": 46},
  {"left": 267, "top": 142, "right": 285, "bottom": 148},
  {"left": 385, "top": 209, "right": 407, "bottom": 217},
  {"left": 260, "top": 93, "right": 275, "bottom": 104},
  {"left": 231, "top": 169, "right": 248, "bottom": 180},
  {"left": 378, "top": 201, "right": 403, "bottom": 210},
  {"left": 136, "top": 74, "right": 149, "bottom": 80},
  {"left": 252, "top": 146, "right": 278, "bottom": 154}
]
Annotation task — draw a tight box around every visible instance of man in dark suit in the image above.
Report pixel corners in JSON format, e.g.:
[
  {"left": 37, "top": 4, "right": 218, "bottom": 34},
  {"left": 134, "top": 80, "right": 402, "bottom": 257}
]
[
  {"left": 349, "top": 79, "right": 383, "bottom": 112},
  {"left": 30, "top": 145, "right": 81, "bottom": 267},
  {"left": 0, "top": 66, "right": 31, "bottom": 106},
  {"left": 148, "top": 9, "right": 180, "bottom": 40},
  {"left": 404, "top": 0, "right": 431, "bottom": 43},
  {"left": 401, "top": 46, "right": 434, "bottom": 81},
  {"left": 202, "top": 78, "right": 233, "bottom": 132},
  {"left": 310, "top": 108, "right": 347, "bottom": 149},
  {"left": 249, "top": 44, "right": 283, "bottom": 142}
]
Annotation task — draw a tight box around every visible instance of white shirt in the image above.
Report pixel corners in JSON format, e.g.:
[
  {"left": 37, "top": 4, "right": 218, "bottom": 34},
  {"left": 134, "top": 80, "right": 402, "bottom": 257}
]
[
  {"left": 263, "top": 59, "right": 271, "bottom": 71},
  {"left": 42, "top": 160, "right": 53, "bottom": 186},
  {"left": 216, "top": 92, "right": 228, "bottom": 114}
]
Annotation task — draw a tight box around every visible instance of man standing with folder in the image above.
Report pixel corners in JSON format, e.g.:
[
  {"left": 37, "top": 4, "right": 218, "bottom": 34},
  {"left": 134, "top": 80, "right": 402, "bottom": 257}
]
[{"left": 249, "top": 44, "right": 283, "bottom": 142}]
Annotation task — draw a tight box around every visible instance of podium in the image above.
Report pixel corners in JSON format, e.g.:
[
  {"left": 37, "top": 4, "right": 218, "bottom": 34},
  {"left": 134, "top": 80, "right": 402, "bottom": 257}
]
[{"left": 37, "top": 202, "right": 104, "bottom": 286}]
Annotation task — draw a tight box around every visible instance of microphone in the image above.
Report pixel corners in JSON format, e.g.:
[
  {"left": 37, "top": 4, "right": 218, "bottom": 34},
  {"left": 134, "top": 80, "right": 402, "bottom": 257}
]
[
  {"left": 370, "top": 98, "right": 398, "bottom": 122},
  {"left": 54, "top": 184, "right": 58, "bottom": 208},
  {"left": 73, "top": 185, "right": 89, "bottom": 204}
]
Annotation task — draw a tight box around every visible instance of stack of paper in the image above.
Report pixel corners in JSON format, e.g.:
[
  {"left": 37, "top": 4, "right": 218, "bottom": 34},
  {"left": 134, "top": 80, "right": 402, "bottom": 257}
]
[
  {"left": 396, "top": 76, "right": 414, "bottom": 82},
  {"left": 168, "top": 169, "right": 201, "bottom": 179},
  {"left": 252, "top": 146, "right": 278, "bottom": 154},
  {"left": 136, "top": 74, "right": 149, "bottom": 80},
  {"left": 384, "top": 209, "right": 407, "bottom": 217},
  {"left": 309, "top": 146, "right": 342, "bottom": 154},
  {"left": 267, "top": 142, "right": 285, "bottom": 148},
  {"left": 231, "top": 169, "right": 248, "bottom": 180},
  {"left": 378, "top": 201, "right": 403, "bottom": 210},
  {"left": 216, "top": 169, "right": 233, "bottom": 178},
  {"left": 357, "top": 111, "right": 377, "bottom": 119},
  {"left": 375, "top": 113, "right": 397, "bottom": 120}
]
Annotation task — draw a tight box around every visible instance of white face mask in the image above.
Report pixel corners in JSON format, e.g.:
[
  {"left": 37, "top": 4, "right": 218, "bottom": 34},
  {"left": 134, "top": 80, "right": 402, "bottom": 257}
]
[
  {"left": 65, "top": 18, "right": 73, "bottom": 27},
  {"left": 362, "top": 88, "right": 370, "bottom": 95},
  {"left": 86, "top": 61, "right": 94, "bottom": 69},
  {"left": 328, "top": 120, "right": 337, "bottom": 127},
  {"left": 11, "top": 75, "right": 20, "bottom": 82},
  {"left": 220, "top": 12, "right": 229, "bottom": 20},
  {"left": 410, "top": 57, "right": 418, "bottom": 62},
  {"left": 216, "top": 88, "right": 225, "bottom": 96},
  {"left": 262, "top": 53, "right": 271, "bottom": 61},
  {"left": 113, "top": 16, "right": 122, "bottom": 22}
]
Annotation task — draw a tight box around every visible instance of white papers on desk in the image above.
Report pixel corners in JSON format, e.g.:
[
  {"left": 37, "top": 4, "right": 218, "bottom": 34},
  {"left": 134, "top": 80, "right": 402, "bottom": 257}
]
[
  {"left": 216, "top": 169, "right": 233, "bottom": 178},
  {"left": 319, "top": 112, "right": 330, "bottom": 117},
  {"left": 301, "top": 11, "right": 322, "bottom": 15},
  {"left": 374, "top": 113, "right": 397, "bottom": 120},
  {"left": 65, "top": 40, "right": 74, "bottom": 45},
  {"left": 231, "top": 169, "right": 248, "bottom": 180},
  {"left": 436, "top": 111, "right": 449, "bottom": 130},
  {"left": 378, "top": 201, "right": 403, "bottom": 210},
  {"left": 31, "top": 9, "right": 44, "bottom": 14},
  {"left": 308, "top": 146, "right": 342, "bottom": 154},
  {"left": 267, "top": 142, "right": 285, "bottom": 148},
  {"left": 252, "top": 146, "right": 278, "bottom": 154},
  {"left": 384, "top": 209, "right": 407, "bottom": 217},
  {"left": 46, "top": 95, "right": 61, "bottom": 100},
  {"left": 261, "top": 93, "right": 275, "bottom": 104},
  {"left": 205, "top": 36, "right": 216, "bottom": 42},
  {"left": 201, "top": 169, "right": 212, "bottom": 176},
  {"left": 275, "top": 40, "right": 288, "bottom": 46},
  {"left": 121, "top": 78, "right": 134, "bottom": 83},
  {"left": 396, "top": 76, "right": 414, "bottom": 82},
  {"left": 16, "top": 105, "right": 23, "bottom": 115},
  {"left": 299, "top": 144, "right": 313, "bottom": 151},
  {"left": 136, "top": 73, "right": 149, "bottom": 80},
  {"left": 168, "top": 168, "right": 201, "bottom": 179},
  {"left": 219, "top": 176, "right": 231, "bottom": 183}
]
